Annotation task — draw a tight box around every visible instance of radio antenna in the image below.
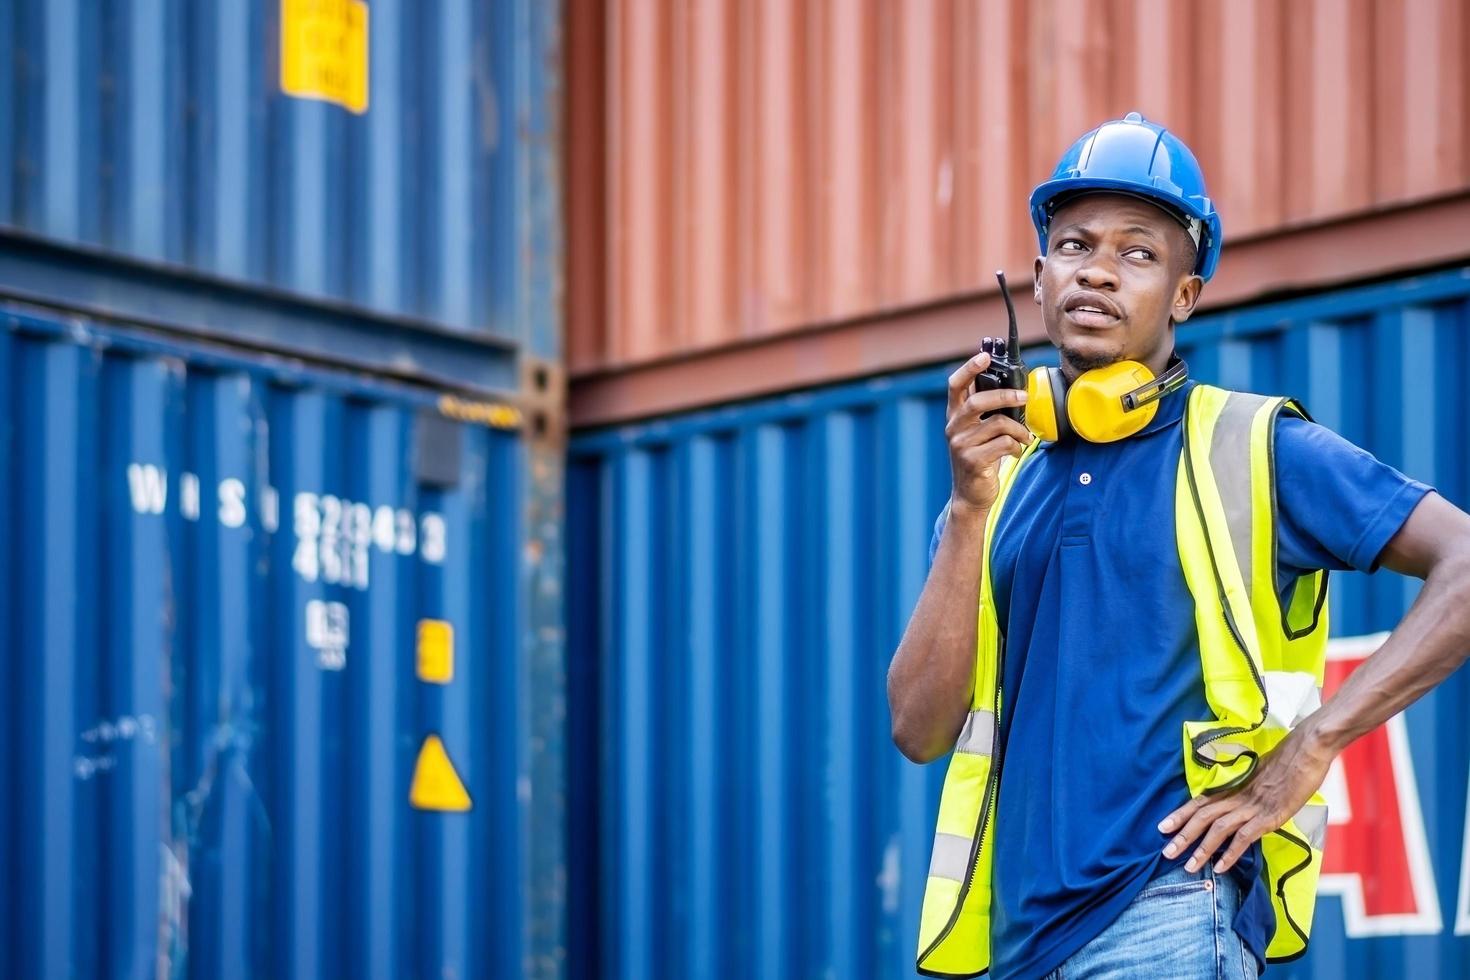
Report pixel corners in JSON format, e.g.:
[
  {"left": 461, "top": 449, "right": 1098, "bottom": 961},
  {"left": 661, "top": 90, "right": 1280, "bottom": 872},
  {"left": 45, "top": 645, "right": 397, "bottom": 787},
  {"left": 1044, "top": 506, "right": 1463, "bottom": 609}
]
[{"left": 996, "top": 270, "right": 1019, "bottom": 352}]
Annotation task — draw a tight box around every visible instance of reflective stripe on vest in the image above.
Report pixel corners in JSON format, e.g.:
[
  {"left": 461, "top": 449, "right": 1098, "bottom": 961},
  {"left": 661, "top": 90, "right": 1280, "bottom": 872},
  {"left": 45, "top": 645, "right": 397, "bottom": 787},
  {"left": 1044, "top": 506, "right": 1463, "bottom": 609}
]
[
  {"left": 915, "top": 438, "right": 1042, "bottom": 978},
  {"left": 916, "top": 385, "right": 1331, "bottom": 977}
]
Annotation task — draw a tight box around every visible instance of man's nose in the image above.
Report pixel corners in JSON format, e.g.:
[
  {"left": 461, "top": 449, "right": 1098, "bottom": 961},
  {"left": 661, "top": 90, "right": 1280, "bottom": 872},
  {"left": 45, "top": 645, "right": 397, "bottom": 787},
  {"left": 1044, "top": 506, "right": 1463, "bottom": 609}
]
[{"left": 1077, "top": 252, "right": 1120, "bottom": 290}]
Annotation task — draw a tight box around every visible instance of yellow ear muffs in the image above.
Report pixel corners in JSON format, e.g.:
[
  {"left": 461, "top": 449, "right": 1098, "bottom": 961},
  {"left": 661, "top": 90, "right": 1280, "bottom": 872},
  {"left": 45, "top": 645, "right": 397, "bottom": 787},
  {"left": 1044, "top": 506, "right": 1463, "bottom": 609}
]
[
  {"left": 1024, "top": 357, "right": 1189, "bottom": 444},
  {"left": 1024, "top": 367, "right": 1070, "bottom": 443},
  {"left": 1065, "top": 360, "right": 1161, "bottom": 443}
]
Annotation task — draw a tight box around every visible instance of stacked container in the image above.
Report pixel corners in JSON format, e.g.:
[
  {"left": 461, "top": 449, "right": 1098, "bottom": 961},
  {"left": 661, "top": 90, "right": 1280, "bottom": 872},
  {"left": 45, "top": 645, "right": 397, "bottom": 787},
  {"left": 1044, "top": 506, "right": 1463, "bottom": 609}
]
[
  {"left": 565, "top": 1, "right": 1470, "bottom": 977},
  {"left": 0, "top": 0, "right": 564, "bottom": 976}
]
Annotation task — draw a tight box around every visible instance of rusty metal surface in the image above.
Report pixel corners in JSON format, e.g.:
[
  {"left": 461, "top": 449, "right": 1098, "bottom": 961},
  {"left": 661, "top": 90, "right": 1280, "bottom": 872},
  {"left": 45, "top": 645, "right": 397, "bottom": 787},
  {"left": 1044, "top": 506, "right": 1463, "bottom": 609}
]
[
  {"left": 566, "top": 0, "right": 609, "bottom": 376},
  {"left": 569, "top": 193, "right": 1470, "bottom": 427},
  {"left": 568, "top": 0, "right": 1470, "bottom": 386}
]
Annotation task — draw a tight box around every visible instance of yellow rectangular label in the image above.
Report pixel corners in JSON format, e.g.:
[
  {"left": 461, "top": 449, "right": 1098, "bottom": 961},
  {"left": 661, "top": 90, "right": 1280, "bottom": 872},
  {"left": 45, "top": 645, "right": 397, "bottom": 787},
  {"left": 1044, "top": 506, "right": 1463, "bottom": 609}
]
[
  {"left": 417, "top": 619, "right": 455, "bottom": 684},
  {"left": 280, "top": 0, "right": 369, "bottom": 114}
]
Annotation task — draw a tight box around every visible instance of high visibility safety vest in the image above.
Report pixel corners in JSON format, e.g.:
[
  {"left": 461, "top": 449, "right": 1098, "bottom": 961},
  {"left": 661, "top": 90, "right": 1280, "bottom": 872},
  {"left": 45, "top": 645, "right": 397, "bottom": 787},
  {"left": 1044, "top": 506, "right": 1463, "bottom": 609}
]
[{"left": 916, "top": 385, "right": 1332, "bottom": 978}]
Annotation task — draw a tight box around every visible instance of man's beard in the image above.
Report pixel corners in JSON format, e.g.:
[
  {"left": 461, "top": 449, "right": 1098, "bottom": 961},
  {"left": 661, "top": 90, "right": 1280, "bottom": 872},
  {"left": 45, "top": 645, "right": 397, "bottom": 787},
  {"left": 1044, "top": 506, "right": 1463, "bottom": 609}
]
[{"left": 1060, "top": 344, "right": 1122, "bottom": 375}]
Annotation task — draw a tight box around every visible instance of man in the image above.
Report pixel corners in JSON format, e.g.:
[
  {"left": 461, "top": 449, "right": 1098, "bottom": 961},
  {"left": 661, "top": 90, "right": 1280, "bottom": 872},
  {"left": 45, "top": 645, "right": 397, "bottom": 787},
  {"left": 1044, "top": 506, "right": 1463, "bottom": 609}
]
[{"left": 887, "top": 112, "right": 1470, "bottom": 979}]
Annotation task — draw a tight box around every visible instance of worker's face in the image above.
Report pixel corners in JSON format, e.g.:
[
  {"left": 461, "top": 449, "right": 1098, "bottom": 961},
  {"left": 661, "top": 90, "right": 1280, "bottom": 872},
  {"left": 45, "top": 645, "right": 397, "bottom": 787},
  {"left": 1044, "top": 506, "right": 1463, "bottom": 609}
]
[{"left": 1032, "top": 194, "right": 1203, "bottom": 381}]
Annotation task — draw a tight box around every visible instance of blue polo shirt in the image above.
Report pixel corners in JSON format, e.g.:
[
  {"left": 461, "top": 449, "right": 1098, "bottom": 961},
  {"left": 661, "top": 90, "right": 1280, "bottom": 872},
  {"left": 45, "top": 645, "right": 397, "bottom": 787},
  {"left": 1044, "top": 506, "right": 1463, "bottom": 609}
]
[{"left": 928, "top": 380, "right": 1431, "bottom": 979}]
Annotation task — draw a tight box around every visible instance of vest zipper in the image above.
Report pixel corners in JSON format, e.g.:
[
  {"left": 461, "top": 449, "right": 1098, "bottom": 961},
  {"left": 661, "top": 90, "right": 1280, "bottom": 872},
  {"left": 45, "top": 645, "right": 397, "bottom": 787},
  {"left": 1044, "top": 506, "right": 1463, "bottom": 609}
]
[
  {"left": 1182, "top": 393, "right": 1319, "bottom": 962},
  {"left": 967, "top": 635, "right": 1005, "bottom": 893}
]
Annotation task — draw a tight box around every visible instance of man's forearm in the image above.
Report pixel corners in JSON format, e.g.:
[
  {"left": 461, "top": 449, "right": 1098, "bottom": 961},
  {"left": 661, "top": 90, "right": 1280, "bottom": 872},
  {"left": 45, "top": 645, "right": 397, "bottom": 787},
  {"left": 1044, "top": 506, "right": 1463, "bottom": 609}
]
[
  {"left": 1302, "top": 553, "right": 1470, "bottom": 755},
  {"left": 1160, "top": 493, "right": 1470, "bottom": 875},
  {"left": 887, "top": 501, "right": 990, "bottom": 763}
]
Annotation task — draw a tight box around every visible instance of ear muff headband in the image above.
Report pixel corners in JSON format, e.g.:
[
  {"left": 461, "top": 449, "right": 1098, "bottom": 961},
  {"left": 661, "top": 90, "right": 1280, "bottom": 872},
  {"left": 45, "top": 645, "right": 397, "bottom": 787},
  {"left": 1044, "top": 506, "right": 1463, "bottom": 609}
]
[{"left": 1121, "top": 357, "right": 1189, "bottom": 411}]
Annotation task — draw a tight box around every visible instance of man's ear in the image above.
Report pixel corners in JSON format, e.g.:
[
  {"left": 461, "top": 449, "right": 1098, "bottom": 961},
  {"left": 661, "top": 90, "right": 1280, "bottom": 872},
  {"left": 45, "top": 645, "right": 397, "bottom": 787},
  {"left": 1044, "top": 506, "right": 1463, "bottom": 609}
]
[
  {"left": 1172, "top": 275, "right": 1204, "bottom": 324},
  {"left": 1033, "top": 256, "right": 1045, "bottom": 305}
]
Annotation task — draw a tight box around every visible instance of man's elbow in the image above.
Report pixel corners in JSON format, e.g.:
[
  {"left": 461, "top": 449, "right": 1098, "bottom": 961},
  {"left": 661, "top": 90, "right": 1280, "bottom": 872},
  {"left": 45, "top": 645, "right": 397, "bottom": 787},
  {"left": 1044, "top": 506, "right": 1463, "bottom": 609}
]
[
  {"left": 890, "top": 717, "right": 947, "bottom": 765},
  {"left": 1432, "top": 550, "right": 1470, "bottom": 645},
  {"left": 887, "top": 658, "right": 958, "bottom": 763}
]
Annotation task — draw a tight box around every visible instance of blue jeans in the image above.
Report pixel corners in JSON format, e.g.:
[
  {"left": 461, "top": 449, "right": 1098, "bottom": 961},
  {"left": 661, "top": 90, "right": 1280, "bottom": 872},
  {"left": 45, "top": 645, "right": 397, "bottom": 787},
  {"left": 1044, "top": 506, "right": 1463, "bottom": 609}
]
[{"left": 1042, "top": 864, "right": 1260, "bottom": 979}]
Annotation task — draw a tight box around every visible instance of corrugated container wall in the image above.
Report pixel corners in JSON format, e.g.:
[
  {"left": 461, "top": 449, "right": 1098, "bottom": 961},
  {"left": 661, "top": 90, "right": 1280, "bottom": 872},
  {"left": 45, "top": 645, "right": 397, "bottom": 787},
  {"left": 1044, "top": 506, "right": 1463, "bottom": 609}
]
[
  {"left": 567, "top": 268, "right": 1470, "bottom": 979},
  {"left": 0, "top": 308, "right": 528, "bottom": 978},
  {"left": 0, "top": 0, "right": 554, "bottom": 351},
  {"left": 567, "top": 0, "right": 1470, "bottom": 421},
  {"left": 0, "top": 0, "right": 568, "bottom": 974}
]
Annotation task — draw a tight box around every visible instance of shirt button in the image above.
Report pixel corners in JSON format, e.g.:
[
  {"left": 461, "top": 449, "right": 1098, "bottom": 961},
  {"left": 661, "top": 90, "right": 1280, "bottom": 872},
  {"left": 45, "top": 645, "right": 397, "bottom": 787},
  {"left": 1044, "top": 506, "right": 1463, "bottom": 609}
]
[{"left": 1079, "top": 472, "right": 1093, "bottom": 486}]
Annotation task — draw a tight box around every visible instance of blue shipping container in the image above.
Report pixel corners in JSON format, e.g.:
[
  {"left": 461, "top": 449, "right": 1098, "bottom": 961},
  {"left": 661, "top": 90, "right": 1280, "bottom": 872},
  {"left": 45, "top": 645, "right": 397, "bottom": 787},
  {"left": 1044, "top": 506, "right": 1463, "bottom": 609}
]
[
  {"left": 0, "top": 0, "right": 562, "bottom": 384},
  {"left": 0, "top": 305, "right": 532, "bottom": 978},
  {"left": 567, "top": 267, "right": 1470, "bottom": 979}
]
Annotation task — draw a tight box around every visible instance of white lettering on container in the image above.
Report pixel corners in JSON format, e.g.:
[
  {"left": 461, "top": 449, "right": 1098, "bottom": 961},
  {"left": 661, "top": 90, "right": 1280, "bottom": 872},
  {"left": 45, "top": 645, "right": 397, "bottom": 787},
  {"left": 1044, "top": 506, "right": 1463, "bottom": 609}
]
[
  {"left": 349, "top": 502, "right": 371, "bottom": 589},
  {"left": 421, "top": 513, "right": 446, "bottom": 564},
  {"left": 372, "top": 504, "right": 396, "bottom": 551},
  {"left": 396, "top": 508, "right": 416, "bottom": 555},
  {"left": 218, "top": 478, "right": 247, "bottom": 529},
  {"left": 293, "top": 492, "right": 321, "bottom": 582},
  {"left": 261, "top": 486, "right": 280, "bottom": 533},
  {"left": 123, "top": 461, "right": 449, "bottom": 590},
  {"left": 126, "top": 464, "right": 168, "bottom": 514},
  {"left": 305, "top": 599, "right": 349, "bottom": 670},
  {"left": 181, "top": 473, "right": 201, "bottom": 521}
]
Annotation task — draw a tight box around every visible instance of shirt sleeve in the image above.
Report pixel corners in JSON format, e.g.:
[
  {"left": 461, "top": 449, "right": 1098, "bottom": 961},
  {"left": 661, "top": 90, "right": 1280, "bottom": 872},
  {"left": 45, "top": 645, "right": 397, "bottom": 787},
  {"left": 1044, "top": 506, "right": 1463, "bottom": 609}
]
[
  {"left": 928, "top": 500, "right": 951, "bottom": 568},
  {"left": 1273, "top": 414, "right": 1433, "bottom": 579}
]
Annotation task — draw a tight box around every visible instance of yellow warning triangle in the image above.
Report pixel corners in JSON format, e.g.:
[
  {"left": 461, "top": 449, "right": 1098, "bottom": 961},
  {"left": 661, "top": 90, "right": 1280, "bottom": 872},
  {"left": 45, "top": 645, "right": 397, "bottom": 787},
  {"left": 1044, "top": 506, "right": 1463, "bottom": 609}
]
[{"left": 409, "top": 734, "right": 472, "bottom": 812}]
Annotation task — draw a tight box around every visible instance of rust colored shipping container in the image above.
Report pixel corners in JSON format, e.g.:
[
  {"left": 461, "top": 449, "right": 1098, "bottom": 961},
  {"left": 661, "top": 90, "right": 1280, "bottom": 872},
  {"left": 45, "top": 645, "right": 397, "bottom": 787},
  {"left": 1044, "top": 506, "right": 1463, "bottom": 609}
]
[{"left": 567, "top": 0, "right": 1470, "bottom": 423}]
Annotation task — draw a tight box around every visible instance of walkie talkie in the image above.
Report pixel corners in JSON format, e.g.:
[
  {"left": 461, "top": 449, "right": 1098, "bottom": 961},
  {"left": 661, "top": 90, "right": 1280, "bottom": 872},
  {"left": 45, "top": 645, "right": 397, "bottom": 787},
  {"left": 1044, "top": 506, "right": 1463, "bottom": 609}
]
[{"left": 973, "top": 270, "right": 1028, "bottom": 422}]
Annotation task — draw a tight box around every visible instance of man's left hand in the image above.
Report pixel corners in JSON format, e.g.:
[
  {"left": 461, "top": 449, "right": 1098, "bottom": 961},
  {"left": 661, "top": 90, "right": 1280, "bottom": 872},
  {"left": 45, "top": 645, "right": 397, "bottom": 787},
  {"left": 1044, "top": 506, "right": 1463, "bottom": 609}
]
[{"left": 1157, "top": 728, "right": 1336, "bottom": 874}]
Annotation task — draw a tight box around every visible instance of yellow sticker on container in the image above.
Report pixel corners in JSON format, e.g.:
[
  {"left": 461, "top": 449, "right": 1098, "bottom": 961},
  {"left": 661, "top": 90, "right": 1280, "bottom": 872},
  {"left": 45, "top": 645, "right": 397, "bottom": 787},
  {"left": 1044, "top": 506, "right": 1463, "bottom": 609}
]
[
  {"left": 417, "top": 619, "right": 455, "bottom": 684},
  {"left": 280, "top": 0, "right": 370, "bottom": 114},
  {"left": 409, "top": 735, "right": 472, "bottom": 811}
]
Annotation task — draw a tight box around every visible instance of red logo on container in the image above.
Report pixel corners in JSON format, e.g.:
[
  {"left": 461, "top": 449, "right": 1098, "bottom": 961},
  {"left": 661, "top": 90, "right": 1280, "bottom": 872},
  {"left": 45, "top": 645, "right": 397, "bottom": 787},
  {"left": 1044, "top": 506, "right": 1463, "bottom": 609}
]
[{"left": 1316, "top": 634, "right": 1442, "bottom": 936}]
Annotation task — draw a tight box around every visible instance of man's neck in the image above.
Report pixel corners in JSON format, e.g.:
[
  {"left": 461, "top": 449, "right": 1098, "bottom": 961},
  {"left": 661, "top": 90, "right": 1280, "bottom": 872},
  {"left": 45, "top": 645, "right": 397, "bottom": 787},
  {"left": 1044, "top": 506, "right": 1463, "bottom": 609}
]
[{"left": 1060, "top": 346, "right": 1175, "bottom": 384}]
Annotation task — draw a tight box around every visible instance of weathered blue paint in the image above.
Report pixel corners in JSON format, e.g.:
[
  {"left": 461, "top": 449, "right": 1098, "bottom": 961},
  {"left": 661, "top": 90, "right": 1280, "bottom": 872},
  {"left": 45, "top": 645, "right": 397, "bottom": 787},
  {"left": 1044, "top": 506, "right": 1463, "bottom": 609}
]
[
  {"left": 0, "top": 306, "right": 528, "bottom": 979},
  {"left": 0, "top": 0, "right": 559, "bottom": 384},
  {"left": 510, "top": 0, "right": 569, "bottom": 963},
  {"left": 0, "top": 232, "right": 520, "bottom": 395},
  {"left": 568, "top": 267, "right": 1470, "bottom": 979}
]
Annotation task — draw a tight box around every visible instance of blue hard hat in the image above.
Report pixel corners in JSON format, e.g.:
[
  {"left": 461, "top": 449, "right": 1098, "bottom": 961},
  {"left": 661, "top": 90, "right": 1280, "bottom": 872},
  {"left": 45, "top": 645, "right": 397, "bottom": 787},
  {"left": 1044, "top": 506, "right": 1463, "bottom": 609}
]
[{"left": 1029, "top": 112, "right": 1223, "bottom": 281}]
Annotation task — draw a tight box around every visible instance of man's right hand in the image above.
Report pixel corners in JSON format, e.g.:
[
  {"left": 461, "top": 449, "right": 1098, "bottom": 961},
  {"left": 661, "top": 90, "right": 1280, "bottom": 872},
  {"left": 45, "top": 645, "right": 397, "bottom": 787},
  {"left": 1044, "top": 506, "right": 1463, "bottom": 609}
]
[
  {"left": 946, "top": 352, "right": 1034, "bottom": 518},
  {"left": 889, "top": 352, "right": 1031, "bottom": 763}
]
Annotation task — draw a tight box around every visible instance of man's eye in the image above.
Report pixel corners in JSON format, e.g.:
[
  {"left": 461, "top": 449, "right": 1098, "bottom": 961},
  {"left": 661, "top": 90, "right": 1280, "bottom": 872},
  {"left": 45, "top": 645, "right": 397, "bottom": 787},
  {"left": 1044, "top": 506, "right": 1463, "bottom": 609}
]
[
  {"left": 1057, "top": 240, "right": 1085, "bottom": 252},
  {"left": 1126, "top": 248, "right": 1156, "bottom": 260}
]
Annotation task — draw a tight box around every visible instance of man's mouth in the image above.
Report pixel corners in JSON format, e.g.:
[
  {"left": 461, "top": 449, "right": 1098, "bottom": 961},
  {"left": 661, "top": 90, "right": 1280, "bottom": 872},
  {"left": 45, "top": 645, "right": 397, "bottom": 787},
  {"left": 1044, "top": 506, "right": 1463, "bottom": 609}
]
[{"left": 1063, "top": 293, "right": 1122, "bottom": 327}]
